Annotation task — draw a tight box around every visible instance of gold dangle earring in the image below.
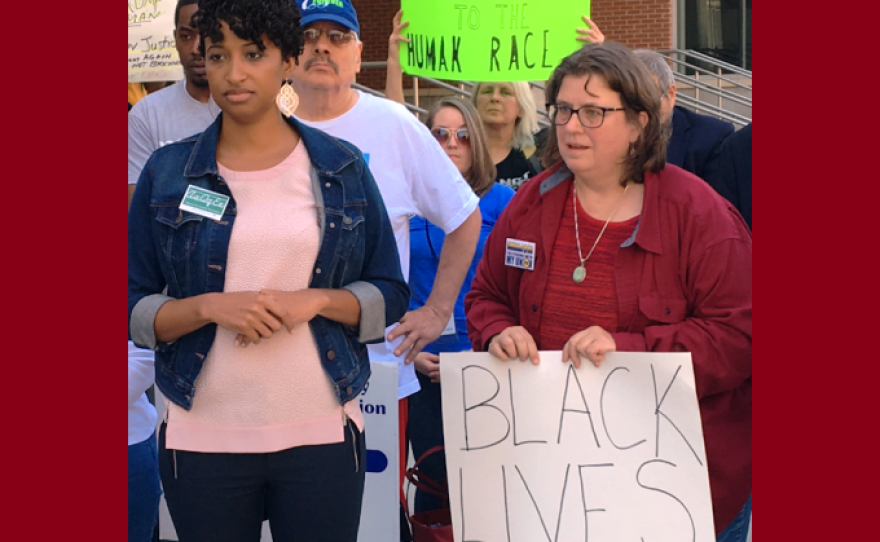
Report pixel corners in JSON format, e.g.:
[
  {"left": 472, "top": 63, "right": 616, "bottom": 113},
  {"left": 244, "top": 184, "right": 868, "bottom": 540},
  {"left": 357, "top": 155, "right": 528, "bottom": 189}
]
[{"left": 276, "top": 80, "right": 299, "bottom": 117}]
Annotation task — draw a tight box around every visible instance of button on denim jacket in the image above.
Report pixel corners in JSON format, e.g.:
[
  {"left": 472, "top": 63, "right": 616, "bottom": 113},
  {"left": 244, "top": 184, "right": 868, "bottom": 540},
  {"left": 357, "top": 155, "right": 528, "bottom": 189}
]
[{"left": 128, "top": 114, "right": 409, "bottom": 410}]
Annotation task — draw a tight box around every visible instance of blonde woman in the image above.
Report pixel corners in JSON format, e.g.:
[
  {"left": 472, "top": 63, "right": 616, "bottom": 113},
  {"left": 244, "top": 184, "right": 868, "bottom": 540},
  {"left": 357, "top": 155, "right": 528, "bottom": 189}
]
[{"left": 470, "top": 80, "right": 540, "bottom": 190}]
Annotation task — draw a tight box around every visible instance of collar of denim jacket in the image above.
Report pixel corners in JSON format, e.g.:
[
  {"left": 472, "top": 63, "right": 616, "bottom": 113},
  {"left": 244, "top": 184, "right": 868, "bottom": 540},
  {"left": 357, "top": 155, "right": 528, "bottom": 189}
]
[{"left": 183, "top": 114, "right": 359, "bottom": 179}]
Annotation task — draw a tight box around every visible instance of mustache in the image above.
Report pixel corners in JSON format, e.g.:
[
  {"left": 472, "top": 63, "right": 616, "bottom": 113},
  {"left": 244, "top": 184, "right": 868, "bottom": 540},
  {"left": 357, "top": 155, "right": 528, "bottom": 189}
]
[{"left": 304, "top": 54, "right": 339, "bottom": 73}]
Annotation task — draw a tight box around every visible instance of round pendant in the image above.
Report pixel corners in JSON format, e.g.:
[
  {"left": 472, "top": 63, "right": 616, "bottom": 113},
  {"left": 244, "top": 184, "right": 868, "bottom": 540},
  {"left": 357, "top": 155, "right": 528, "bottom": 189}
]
[{"left": 572, "top": 265, "right": 586, "bottom": 283}]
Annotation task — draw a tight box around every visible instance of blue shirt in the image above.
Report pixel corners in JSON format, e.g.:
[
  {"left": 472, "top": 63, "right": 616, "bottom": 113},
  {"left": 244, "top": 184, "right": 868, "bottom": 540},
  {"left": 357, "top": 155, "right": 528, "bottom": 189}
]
[{"left": 408, "top": 182, "right": 515, "bottom": 353}]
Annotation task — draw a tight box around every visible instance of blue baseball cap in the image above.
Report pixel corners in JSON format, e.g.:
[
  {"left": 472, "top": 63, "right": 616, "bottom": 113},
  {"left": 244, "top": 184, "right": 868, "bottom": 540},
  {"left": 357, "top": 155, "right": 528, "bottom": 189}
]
[{"left": 299, "top": 0, "right": 360, "bottom": 37}]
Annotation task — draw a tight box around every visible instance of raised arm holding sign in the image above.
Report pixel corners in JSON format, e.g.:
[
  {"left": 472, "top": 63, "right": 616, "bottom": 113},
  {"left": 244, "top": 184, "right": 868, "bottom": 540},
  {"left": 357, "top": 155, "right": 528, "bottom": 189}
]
[
  {"left": 386, "top": 7, "right": 604, "bottom": 193},
  {"left": 386, "top": 8, "right": 603, "bottom": 102},
  {"left": 398, "top": 0, "right": 592, "bottom": 82}
]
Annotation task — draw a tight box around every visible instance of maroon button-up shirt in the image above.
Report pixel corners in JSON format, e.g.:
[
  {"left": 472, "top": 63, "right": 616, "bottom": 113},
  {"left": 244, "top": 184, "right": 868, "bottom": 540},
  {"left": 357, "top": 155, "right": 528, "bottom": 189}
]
[{"left": 465, "top": 161, "right": 752, "bottom": 533}]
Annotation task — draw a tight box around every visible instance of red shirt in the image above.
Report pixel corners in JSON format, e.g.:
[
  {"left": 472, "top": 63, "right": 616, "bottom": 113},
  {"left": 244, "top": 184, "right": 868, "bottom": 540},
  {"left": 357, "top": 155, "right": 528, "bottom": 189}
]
[
  {"left": 540, "top": 187, "right": 639, "bottom": 348},
  {"left": 465, "top": 162, "right": 752, "bottom": 533}
]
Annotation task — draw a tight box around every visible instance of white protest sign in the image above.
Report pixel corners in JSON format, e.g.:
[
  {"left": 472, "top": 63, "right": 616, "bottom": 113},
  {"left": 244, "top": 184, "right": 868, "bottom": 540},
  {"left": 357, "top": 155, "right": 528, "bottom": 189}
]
[
  {"left": 128, "top": 0, "right": 183, "bottom": 83},
  {"left": 357, "top": 361, "right": 401, "bottom": 542},
  {"left": 156, "top": 361, "right": 400, "bottom": 541},
  {"left": 440, "top": 351, "right": 715, "bottom": 542}
]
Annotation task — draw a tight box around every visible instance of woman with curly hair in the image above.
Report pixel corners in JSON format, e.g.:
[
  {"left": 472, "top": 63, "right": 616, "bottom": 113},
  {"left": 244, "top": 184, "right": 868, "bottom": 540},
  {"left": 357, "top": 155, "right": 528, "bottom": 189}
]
[{"left": 127, "top": 0, "right": 409, "bottom": 540}]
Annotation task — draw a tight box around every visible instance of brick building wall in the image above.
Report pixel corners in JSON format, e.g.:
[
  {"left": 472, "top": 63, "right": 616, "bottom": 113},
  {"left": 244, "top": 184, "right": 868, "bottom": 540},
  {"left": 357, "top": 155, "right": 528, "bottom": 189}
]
[
  {"left": 350, "top": 0, "right": 674, "bottom": 92},
  {"left": 593, "top": 0, "right": 673, "bottom": 50},
  {"left": 350, "top": 0, "right": 400, "bottom": 91}
]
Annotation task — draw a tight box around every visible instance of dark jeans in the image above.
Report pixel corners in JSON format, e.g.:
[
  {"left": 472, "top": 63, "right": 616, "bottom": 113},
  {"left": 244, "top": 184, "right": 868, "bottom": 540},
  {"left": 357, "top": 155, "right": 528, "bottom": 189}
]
[
  {"left": 716, "top": 494, "right": 752, "bottom": 542},
  {"left": 407, "top": 371, "right": 447, "bottom": 513},
  {"left": 158, "top": 421, "right": 366, "bottom": 542},
  {"left": 129, "top": 431, "right": 161, "bottom": 542}
]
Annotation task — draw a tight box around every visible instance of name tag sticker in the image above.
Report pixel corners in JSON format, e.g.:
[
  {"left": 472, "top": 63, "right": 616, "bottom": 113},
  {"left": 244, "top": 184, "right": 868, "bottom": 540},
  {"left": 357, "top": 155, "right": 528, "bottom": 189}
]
[
  {"left": 505, "top": 238, "right": 536, "bottom": 271},
  {"left": 179, "top": 185, "right": 230, "bottom": 221}
]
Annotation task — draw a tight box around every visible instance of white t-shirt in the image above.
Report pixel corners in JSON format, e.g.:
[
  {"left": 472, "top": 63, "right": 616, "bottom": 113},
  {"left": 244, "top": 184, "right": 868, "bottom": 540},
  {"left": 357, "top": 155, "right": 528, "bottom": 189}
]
[
  {"left": 129, "top": 341, "right": 158, "bottom": 445},
  {"left": 295, "top": 91, "right": 480, "bottom": 399},
  {"left": 128, "top": 79, "right": 221, "bottom": 185}
]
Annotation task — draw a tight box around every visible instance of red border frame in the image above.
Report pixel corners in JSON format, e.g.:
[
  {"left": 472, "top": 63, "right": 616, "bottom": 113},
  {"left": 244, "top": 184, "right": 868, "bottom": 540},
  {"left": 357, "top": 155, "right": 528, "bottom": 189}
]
[
  {"left": 6, "top": 4, "right": 127, "bottom": 538},
  {"left": 10, "top": 0, "right": 871, "bottom": 538},
  {"left": 753, "top": 1, "right": 875, "bottom": 539}
]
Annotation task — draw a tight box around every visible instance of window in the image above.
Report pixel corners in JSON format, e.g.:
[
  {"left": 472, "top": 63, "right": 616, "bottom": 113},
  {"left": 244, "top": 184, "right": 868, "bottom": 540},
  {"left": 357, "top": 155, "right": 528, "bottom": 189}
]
[{"left": 682, "top": 0, "right": 751, "bottom": 70}]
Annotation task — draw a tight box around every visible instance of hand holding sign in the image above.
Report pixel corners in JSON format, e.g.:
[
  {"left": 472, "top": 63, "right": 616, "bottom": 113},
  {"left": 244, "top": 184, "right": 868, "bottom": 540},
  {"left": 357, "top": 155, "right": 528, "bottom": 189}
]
[
  {"left": 388, "top": 10, "right": 411, "bottom": 61},
  {"left": 576, "top": 16, "right": 605, "bottom": 45},
  {"left": 561, "top": 325, "right": 616, "bottom": 368},
  {"left": 488, "top": 325, "right": 540, "bottom": 365}
]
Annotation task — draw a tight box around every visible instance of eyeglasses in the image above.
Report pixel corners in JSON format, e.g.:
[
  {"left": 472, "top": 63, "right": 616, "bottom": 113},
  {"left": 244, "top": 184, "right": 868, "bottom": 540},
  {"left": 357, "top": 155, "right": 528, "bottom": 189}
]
[
  {"left": 546, "top": 104, "right": 626, "bottom": 128},
  {"left": 303, "top": 27, "right": 357, "bottom": 46},
  {"left": 431, "top": 127, "right": 470, "bottom": 146}
]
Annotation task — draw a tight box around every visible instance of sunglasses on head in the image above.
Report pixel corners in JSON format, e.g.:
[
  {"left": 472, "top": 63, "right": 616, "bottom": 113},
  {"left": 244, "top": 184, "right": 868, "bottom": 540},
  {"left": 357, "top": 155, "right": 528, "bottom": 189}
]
[{"left": 430, "top": 127, "right": 470, "bottom": 146}]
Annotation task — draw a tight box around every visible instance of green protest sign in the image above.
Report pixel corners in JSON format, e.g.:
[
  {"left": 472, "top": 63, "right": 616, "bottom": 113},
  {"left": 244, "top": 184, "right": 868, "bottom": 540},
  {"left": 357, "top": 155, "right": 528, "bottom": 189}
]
[{"left": 399, "top": 0, "right": 589, "bottom": 82}]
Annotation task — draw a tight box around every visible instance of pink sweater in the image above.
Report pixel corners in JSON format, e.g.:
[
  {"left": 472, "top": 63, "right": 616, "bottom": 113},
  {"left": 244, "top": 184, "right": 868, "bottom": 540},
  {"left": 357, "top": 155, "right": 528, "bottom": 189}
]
[{"left": 165, "top": 141, "right": 364, "bottom": 453}]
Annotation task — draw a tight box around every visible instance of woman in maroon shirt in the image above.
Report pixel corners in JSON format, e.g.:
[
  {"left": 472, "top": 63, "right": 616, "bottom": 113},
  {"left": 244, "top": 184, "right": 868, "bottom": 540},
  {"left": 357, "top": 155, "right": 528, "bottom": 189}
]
[{"left": 465, "top": 42, "right": 751, "bottom": 540}]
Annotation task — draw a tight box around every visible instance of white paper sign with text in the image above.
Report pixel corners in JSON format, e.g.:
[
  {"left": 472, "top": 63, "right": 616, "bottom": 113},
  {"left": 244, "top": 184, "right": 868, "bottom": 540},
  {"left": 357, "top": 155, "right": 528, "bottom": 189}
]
[
  {"left": 439, "top": 351, "right": 714, "bottom": 542},
  {"left": 356, "top": 361, "right": 400, "bottom": 542},
  {"left": 128, "top": 0, "right": 183, "bottom": 82}
]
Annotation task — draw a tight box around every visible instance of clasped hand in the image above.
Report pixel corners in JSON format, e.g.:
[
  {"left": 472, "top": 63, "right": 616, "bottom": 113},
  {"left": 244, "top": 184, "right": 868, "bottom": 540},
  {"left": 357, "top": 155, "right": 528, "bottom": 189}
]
[{"left": 207, "top": 289, "right": 321, "bottom": 347}]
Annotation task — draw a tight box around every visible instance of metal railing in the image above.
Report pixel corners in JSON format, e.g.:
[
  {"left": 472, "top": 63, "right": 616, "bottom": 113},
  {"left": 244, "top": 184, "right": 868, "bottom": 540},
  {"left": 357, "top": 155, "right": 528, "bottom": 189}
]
[
  {"left": 660, "top": 48, "right": 752, "bottom": 77},
  {"left": 352, "top": 82, "right": 428, "bottom": 116},
  {"left": 657, "top": 48, "right": 751, "bottom": 127},
  {"left": 662, "top": 55, "right": 752, "bottom": 92},
  {"left": 676, "top": 94, "right": 751, "bottom": 127}
]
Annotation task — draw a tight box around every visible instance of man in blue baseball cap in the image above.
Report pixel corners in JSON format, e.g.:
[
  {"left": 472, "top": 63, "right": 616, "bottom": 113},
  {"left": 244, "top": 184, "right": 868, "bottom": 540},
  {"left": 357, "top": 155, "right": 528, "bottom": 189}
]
[
  {"left": 291, "top": 0, "right": 481, "bottom": 403},
  {"left": 299, "top": 0, "right": 360, "bottom": 36},
  {"left": 290, "top": 2, "right": 482, "bottom": 541}
]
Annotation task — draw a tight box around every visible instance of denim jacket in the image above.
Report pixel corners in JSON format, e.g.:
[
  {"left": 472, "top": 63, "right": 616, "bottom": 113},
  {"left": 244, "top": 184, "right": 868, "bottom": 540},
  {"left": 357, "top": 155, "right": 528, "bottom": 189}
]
[{"left": 128, "top": 114, "right": 409, "bottom": 410}]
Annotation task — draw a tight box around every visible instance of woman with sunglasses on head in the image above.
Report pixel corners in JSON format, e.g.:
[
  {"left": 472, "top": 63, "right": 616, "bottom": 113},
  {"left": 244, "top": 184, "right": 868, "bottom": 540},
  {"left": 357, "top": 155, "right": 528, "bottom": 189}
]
[
  {"left": 127, "top": 1, "right": 409, "bottom": 540},
  {"left": 465, "top": 42, "right": 752, "bottom": 542},
  {"left": 385, "top": 11, "right": 605, "bottom": 192},
  {"left": 406, "top": 96, "right": 514, "bottom": 515}
]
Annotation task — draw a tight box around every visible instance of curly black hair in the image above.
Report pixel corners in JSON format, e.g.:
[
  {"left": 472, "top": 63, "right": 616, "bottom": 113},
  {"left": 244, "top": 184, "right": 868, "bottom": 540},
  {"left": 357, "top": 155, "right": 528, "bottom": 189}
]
[{"left": 195, "top": 0, "right": 304, "bottom": 62}]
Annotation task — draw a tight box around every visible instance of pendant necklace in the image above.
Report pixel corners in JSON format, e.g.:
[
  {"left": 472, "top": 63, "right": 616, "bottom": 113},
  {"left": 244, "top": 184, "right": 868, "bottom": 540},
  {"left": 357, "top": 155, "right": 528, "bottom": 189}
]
[{"left": 572, "top": 182, "right": 629, "bottom": 283}]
